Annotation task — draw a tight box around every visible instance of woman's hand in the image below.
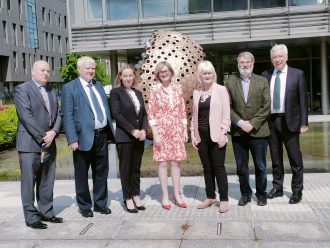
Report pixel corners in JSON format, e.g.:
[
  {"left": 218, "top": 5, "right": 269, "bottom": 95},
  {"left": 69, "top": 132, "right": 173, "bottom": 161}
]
[
  {"left": 139, "top": 130, "right": 146, "bottom": 141},
  {"left": 191, "top": 135, "right": 199, "bottom": 150},
  {"left": 218, "top": 133, "right": 228, "bottom": 148}
]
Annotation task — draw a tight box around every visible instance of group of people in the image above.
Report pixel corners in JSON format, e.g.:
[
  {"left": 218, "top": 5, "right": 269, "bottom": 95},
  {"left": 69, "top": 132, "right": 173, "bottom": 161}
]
[{"left": 14, "top": 43, "right": 308, "bottom": 229}]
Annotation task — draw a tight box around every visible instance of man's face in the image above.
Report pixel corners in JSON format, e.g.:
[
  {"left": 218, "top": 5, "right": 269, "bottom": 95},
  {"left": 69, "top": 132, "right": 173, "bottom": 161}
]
[
  {"left": 78, "top": 62, "right": 96, "bottom": 82},
  {"left": 271, "top": 50, "right": 288, "bottom": 71},
  {"left": 32, "top": 61, "right": 50, "bottom": 86},
  {"left": 238, "top": 57, "right": 254, "bottom": 77}
]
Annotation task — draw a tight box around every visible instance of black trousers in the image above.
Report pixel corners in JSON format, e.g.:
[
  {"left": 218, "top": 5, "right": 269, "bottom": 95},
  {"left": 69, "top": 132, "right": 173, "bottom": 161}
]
[
  {"left": 197, "top": 129, "right": 228, "bottom": 201},
  {"left": 116, "top": 141, "right": 144, "bottom": 200},
  {"left": 268, "top": 114, "right": 304, "bottom": 193},
  {"left": 73, "top": 131, "right": 109, "bottom": 210}
]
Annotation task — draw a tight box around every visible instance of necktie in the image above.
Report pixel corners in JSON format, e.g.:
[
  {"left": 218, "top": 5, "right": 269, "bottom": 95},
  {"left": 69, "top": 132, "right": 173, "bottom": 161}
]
[
  {"left": 87, "top": 83, "right": 104, "bottom": 123},
  {"left": 40, "top": 86, "right": 50, "bottom": 113},
  {"left": 273, "top": 70, "right": 281, "bottom": 111}
]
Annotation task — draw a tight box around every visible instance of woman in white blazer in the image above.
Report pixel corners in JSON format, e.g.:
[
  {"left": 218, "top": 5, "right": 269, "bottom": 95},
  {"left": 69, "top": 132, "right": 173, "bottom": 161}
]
[{"left": 191, "top": 60, "right": 231, "bottom": 213}]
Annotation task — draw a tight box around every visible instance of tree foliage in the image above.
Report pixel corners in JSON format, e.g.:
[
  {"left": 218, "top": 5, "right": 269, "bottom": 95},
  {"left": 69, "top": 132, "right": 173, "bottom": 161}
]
[{"left": 59, "top": 53, "right": 111, "bottom": 85}]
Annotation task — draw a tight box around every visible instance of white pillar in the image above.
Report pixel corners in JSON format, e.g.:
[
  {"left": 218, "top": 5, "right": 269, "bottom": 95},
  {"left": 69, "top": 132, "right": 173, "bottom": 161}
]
[{"left": 321, "top": 38, "right": 329, "bottom": 114}]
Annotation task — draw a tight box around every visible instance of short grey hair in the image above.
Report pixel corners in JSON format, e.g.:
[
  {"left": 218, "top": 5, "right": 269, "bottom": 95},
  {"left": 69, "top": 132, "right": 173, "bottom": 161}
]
[
  {"left": 270, "top": 44, "right": 288, "bottom": 58},
  {"left": 237, "top": 51, "right": 255, "bottom": 63},
  {"left": 77, "top": 56, "right": 96, "bottom": 68}
]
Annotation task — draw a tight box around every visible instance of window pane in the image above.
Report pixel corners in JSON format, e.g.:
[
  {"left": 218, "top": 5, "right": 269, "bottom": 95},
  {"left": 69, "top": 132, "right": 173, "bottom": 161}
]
[
  {"left": 289, "top": 0, "right": 324, "bottom": 6},
  {"left": 214, "top": 0, "right": 247, "bottom": 12},
  {"left": 87, "top": 0, "right": 102, "bottom": 19},
  {"left": 177, "top": 0, "right": 211, "bottom": 15},
  {"left": 142, "top": 0, "right": 174, "bottom": 17},
  {"left": 107, "top": 0, "right": 137, "bottom": 19},
  {"left": 251, "top": 0, "right": 285, "bottom": 9}
]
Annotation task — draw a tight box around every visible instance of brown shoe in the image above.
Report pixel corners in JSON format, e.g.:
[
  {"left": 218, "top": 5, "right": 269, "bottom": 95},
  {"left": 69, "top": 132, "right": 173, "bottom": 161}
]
[
  {"left": 219, "top": 201, "right": 229, "bottom": 213},
  {"left": 197, "top": 198, "right": 216, "bottom": 209}
]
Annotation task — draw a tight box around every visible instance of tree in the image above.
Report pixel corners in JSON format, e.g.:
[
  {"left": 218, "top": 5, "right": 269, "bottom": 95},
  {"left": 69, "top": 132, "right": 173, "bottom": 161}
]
[{"left": 59, "top": 53, "right": 111, "bottom": 85}]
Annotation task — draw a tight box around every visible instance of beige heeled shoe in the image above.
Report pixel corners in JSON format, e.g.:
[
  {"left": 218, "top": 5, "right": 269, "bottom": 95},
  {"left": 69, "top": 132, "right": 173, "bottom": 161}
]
[
  {"left": 219, "top": 201, "right": 229, "bottom": 213},
  {"left": 197, "top": 198, "right": 216, "bottom": 209}
]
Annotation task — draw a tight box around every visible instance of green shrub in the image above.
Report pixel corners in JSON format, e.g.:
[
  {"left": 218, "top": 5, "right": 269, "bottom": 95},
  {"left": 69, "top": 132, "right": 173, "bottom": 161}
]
[{"left": 0, "top": 106, "right": 18, "bottom": 148}]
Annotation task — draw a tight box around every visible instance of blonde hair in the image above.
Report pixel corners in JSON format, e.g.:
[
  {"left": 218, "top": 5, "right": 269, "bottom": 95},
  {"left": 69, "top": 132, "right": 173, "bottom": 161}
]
[
  {"left": 196, "top": 60, "right": 217, "bottom": 84},
  {"left": 115, "top": 64, "right": 140, "bottom": 87},
  {"left": 154, "top": 61, "right": 175, "bottom": 82}
]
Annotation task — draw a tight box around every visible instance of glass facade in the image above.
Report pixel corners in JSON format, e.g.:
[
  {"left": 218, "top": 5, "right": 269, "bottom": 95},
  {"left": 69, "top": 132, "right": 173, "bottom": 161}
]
[
  {"left": 107, "top": 0, "right": 137, "bottom": 19},
  {"left": 87, "top": 0, "right": 102, "bottom": 19},
  {"left": 142, "top": 0, "right": 174, "bottom": 17},
  {"left": 214, "top": 0, "right": 247, "bottom": 12},
  {"left": 177, "top": 0, "right": 211, "bottom": 15},
  {"left": 25, "top": 0, "right": 38, "bottom": 48},
  {"left": 289, "top": 0, "right": 325, "bottom": 6},
  {"left": 250, "top": 0, "right": 285, "bottom": 9}
]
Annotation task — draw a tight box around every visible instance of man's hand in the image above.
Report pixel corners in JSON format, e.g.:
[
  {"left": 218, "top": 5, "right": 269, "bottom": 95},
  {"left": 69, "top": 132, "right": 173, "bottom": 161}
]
[
  {"left": 191, "top": 135, "right": 199, "bottom": 150},
  {"left": 42, "top": 130, "right": 57, "bottom": 148},
  {"left": 69, "top": 141, "right": 79, "bottom": 151},
  {"left": 300, "top": 125, "right": 309, "bottom": 134},
  {"left": 240, "top": 120, "right": 254, "bottom": 133}
]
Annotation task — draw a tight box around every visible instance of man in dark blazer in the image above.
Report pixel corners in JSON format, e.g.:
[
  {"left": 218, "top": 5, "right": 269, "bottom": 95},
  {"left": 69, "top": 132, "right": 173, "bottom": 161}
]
[
  {"left": 61, "top": 56, "right": 115, "bottom": 217},
  {"left": 226, "top": 51, "right": 270, "bottom": 207},
  {"left": 262, "top": 44, "right": 308, "bottom": 204},
  {"left": 14, "top": 60, "right": 63, "bottom": 229}
]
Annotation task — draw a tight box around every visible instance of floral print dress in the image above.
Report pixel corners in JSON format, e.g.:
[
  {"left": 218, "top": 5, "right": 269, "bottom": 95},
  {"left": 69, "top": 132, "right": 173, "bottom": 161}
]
[{"left": 147, "top": 82, "right": 187, "bottom": 161}]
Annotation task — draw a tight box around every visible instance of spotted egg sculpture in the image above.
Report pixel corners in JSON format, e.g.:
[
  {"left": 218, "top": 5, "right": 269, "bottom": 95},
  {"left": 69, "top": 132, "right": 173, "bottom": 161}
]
[{"left": 136, "top": 30, "right": 205, "bottom": 139}]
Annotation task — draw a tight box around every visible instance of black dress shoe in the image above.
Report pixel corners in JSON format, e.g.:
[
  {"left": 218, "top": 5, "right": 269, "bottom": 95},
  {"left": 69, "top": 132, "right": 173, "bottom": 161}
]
[
  {"left": 133, "top": 199, "right": 146, "bottom": 211},
  {"left": 257, "top": 197, "right": 267, "bottom": 206},
  {"left": 26, "top": 221, "right": 48, "bottom": 229},
  {"left": 80, "top": 209, "right": 94, "bottom": 217},
  {"left": 289, "top": 192, "right": 302, "bottom": 204},
  {"left": 94, "top": 206, "right": 112, "bottom": 215},
  {"left": 238, "top": 197, "right": 251, "bottom": 206},
  {"left": 267, "top": 188, "right": 283, "bottom": 199},
  {"left": 124, "top": 200, "right": 138, "bottom": 213},
  {"left": 41, "top": 216, "right": 64, "bottom": 223}
]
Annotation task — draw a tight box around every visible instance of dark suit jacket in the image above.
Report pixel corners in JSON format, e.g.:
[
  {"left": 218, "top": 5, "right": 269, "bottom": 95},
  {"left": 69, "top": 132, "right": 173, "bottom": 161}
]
[
  {"left": 61, "top": 78, "right": 115, "bottom": 151},
  {"left": 226, "top": 73, "right": 270, "bottom": 138},
  {"left": 262, "top": 66, "right": 308, "bottom": 132},
  {"left": 110, "top": 86, "right": 147, "bottom": 143},
  {"left": 14, "top": 80, "right": 62, "bottom": 152}
]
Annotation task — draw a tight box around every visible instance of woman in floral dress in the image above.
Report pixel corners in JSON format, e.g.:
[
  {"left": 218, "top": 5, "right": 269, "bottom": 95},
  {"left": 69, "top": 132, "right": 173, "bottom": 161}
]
[{"left": 147, "top": 61, "right": 188, "bottom": 210}]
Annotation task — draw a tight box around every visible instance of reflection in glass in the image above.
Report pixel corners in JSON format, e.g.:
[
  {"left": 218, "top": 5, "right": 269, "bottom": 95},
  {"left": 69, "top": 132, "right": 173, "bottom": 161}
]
[
  {"left": 87, "top": 0, "right": 102, "bottom": 19},
  {"left": 107, "top": 0, "right": 137, "bottom": 20},
  {"left": 289, "top": 0, "right": 324, "bottom": 6},
  {"left": 251, "top": 0, "right": 285, "bottom": 9},
  {"left": 213, "top": 0, "right": 247, "bottom": 12},
  {"left": 177, "top": 0, "right": 211, "bottom": 15},
  {"left": 142, "top": 0, "right": 174, "bottom": 17}
]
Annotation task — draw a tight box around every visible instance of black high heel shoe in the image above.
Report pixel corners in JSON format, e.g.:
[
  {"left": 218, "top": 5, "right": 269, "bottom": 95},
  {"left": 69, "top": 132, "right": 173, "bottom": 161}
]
[
  {"left": 124, "top": 200, "right": 138, "bottom": 213},
  {"left": 133, "top": 198, "right": 146, "bottom": 211}
]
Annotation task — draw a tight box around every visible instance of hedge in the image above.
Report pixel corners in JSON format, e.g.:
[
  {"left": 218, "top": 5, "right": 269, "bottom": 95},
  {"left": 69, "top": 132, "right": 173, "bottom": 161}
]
[{"left": 0, "top": 105, "right": 18, "bottom": 149}]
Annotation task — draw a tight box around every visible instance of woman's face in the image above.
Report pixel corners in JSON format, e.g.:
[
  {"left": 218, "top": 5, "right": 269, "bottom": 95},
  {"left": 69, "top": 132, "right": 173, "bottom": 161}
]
[
  {"left": 158, "top": 66, "right": 172, "bottom": 83},
  {"left": 200, "top": 70, "right": 214, "bottom": 86},
  {"left": 120, "top": 68, "right": 135, "bottom": 89}
]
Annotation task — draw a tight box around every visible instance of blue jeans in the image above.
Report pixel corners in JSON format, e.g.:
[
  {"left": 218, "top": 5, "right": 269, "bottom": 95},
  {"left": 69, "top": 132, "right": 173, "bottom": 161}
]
[{"left": 232, "top": 135, "right": 268, "bottom": 199}]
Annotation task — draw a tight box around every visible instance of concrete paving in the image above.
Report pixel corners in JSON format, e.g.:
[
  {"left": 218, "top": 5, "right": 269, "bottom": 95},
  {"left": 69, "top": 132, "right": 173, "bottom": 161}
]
[{"left": 0, "top": 174, "right": 330, "bottom": 247}]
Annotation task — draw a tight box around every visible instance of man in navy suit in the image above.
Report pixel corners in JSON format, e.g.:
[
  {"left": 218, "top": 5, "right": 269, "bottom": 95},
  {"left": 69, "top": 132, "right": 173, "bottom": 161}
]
[
  {"left": 61, "top": 56, "right": 115, "bottom": 217},
  {"left": 14, "top": 60, "right": 63, "bottom": 229},
  {"left": 262, "top": 44, "right": 308, "bottom": 204}
]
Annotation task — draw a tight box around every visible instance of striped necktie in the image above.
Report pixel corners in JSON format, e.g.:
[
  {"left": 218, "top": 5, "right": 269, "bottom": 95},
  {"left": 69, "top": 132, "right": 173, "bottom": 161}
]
[
  {"left": 87, "top": 83, "right": 104, "bottom": 123},
  {"left": 273, "top": 70, "right": 281, "bottom": 111}
]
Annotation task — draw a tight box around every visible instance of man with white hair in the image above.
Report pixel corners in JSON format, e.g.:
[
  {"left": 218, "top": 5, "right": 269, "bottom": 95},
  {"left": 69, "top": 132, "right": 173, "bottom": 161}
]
[
  {"left": 262, "top": 44, "right": 308, "bottom": 204},
  {"left": 62, "top": 56, "right": 115, "bottom": 217},
  {"left": 226, "top": 52, "right": 271, "bottom": 207}
]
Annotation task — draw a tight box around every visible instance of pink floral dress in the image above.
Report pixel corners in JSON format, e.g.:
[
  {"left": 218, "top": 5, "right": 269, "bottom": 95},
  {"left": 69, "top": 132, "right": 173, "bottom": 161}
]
[{"left": 148, "top": 82, "right": 187, "bottom": 161}]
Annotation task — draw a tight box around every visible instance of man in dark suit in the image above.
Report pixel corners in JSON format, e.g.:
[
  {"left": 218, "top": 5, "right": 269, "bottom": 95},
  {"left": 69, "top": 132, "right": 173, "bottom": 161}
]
[
  {"left": 262, "top": 44, "right": 308, "bottom": 204},
  {"left": 14, "top": 60, "right": 63, "bottom": 229},
  {"left": 61, "top": 56, "right": 115, "bottom": 217},
  {"left": 226, "top": 51, "right": 270, "bottom": 207}
]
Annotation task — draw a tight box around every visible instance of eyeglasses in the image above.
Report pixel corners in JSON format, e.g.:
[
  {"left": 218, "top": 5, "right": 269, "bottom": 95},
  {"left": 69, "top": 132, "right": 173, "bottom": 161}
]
[{"left": 159, "top": 70, "right": 171, "bottom": 75}]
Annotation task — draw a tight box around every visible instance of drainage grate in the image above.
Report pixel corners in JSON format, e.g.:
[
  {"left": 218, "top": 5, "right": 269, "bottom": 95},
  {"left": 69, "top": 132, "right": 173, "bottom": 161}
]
[
  {"left": 79, "top": 223, "right": 94, "bottom": 236},
  {"left": 217, "top": 222, "right": 222, "bottom": 235}
]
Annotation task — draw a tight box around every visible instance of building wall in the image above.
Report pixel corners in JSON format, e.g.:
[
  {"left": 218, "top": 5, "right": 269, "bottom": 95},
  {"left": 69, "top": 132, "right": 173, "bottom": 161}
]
[{"left": 0, "top": 0, "right": 69, "bottom": 100}]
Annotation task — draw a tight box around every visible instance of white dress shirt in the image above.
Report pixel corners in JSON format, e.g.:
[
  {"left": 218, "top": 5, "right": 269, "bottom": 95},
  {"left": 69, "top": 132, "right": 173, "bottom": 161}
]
[
  {"left": 80, "top": 77, "right": 107, "bottom": 129},
  {"left": 270, "top": 64, "right": 287, "bottom": 114}
]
